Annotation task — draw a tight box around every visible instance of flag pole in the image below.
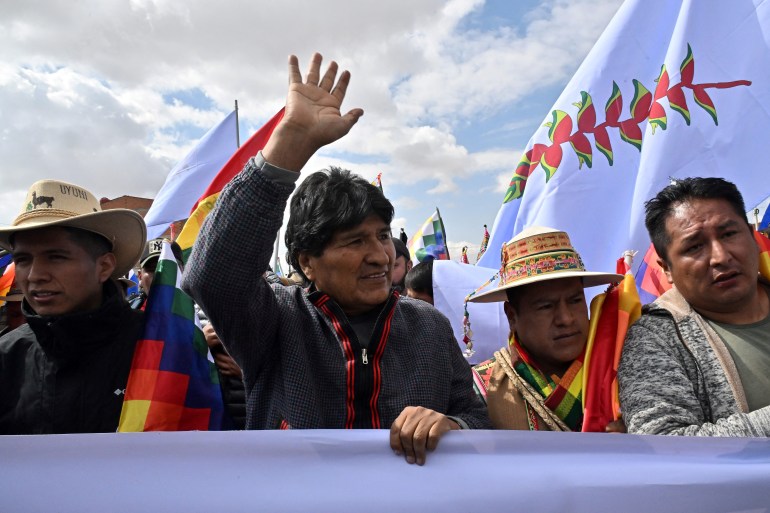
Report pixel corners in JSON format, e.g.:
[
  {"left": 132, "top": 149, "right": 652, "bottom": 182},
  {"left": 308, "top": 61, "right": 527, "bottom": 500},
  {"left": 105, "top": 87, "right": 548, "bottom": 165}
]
[
  {"left": 234, "top": 99, "right": 241, "bottom": 148},
  {"left": 436, "top": 206, "right": 450, "bottom": 260}
]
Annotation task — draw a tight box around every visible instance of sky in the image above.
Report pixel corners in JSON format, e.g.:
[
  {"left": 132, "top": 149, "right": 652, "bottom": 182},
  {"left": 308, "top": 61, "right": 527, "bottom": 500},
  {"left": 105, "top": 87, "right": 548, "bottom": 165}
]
[{"left": 0, "top": 0, "right": 624, "bottom": 267}]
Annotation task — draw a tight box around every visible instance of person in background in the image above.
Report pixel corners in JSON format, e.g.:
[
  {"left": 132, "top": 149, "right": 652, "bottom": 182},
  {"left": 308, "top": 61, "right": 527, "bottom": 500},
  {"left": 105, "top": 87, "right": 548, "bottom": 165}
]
[
  {"left": 130, "top": 238, "right": 183, "bottom": 310},
  {"left": 391, "top": 237, "right": 412, "bottom": 293},
  {"left": 405, "top": 260, "right": 434, "bottom": 305},
  {"left": 399, "top": 228, "right": 408, "bottom": 245},
  {"left": 203, "top": 323, "right": 246, "bottom": 430},
  {"left": 0, "top": 285, "right": 26, "bottom": 336}
]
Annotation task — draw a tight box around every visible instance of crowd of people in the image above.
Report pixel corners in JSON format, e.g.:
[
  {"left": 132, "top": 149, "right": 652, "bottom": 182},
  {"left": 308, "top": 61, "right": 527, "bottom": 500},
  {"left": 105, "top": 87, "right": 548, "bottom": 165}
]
[{"left": 1, "top": 53, "right": 768, "bottom": 464}]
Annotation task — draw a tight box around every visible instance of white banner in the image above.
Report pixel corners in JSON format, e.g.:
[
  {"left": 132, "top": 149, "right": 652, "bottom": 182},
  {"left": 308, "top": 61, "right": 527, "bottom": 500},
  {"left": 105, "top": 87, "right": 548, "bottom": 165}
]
[{"left": 2, "top": 430, "right": 769, "bottom": 512}]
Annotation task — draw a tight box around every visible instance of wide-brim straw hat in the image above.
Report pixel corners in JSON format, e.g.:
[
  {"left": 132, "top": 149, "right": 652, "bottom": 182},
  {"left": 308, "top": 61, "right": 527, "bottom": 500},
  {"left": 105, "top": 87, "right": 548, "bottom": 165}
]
[
  {"left": 470, "top": 226, "right": 623, "bottom": 303},
  {"left": 0, "top": 180, "right": 146, "bottom": 278}
]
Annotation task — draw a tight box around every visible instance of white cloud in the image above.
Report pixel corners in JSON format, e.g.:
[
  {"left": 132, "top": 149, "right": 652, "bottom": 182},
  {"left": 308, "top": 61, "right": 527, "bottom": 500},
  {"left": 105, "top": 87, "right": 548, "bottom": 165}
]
[{"left": 0, "top": 0, "right": 623, "bottom": 239}]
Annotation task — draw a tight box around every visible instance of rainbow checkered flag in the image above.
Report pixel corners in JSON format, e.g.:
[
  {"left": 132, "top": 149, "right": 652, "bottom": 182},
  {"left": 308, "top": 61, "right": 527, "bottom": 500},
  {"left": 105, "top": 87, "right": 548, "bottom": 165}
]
[
  {"left": 119, "top": 241, "right": 225, "bottom": 431},
  {"left": 408, "top": 208, "right": 450, "bottom": 263}
]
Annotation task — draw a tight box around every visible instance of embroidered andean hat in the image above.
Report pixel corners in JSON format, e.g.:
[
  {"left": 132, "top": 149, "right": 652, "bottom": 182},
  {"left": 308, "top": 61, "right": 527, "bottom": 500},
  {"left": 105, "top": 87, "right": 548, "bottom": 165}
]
[
  {"left": 469, "top": 226, "right": 623, "bottom": 303},
  {"left": 0, "top": 180, "right": 146, "bottom": 278}
]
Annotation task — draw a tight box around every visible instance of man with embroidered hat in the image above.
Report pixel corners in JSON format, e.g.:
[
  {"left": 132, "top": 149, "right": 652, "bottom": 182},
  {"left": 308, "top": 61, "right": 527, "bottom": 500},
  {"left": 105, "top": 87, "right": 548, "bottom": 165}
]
[
  {"left": 470, "top": 226, "right": 623, "bottom": 431},
  {"left": 0, "top": 179, "right": 146, "bottom": 434}
]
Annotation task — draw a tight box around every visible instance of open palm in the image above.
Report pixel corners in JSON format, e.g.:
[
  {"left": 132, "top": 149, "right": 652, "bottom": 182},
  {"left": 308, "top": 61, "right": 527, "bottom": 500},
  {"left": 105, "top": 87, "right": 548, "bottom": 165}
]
[{"left": 283, "top": 53, "right": 363, "bottom": 148}]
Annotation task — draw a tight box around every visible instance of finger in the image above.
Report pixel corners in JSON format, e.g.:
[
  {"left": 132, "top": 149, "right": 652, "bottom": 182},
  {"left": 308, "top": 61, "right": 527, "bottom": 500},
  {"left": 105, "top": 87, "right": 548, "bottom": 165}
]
[
  {"left": 305, "top": 52, "right": 323, "bottom": 85},
  {"left": 411, "top": 417, "right": 432, "bottom": 466},
  {"left": 389, "top": 411, "right": 407, "bottom": 456},
  {"left": 397, "top": 413, "right": 420, "bottom": 464},
  {"left": 340, "top": 109, "right": 364, "bottom": 129},
  {"left": 331, "top": 70, "right": 352, "bottom": 103},
  {"left": 318, "top": 60, "right": 338, "bottom": 92},
  {"left": 288, "top": 54, "right": 301, "bottom": 85},
  {"left": 425, "top": 417, "right": 451, "bottom": 452}
]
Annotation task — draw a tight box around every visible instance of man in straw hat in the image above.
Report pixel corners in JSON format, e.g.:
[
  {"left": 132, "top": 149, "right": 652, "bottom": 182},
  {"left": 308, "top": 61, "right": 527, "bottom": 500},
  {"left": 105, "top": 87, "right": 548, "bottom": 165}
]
[
  {"left": 0, "top": 179, "right": 146, "bottom": 434},
  {"left": 619, "top": 177, "right": 770, "bottom": 436},
  {"left": 470, "top": 226, "right": 623, "bottom": 431},
  {"left": 182, "top": 53, "right": 489, "bottom": 465}
]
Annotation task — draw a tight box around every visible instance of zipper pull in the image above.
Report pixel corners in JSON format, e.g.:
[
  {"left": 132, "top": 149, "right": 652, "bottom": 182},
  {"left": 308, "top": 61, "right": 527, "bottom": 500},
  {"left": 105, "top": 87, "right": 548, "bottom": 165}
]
[{"left": 361, "top": 348, "right": 369, "bottom": 365}]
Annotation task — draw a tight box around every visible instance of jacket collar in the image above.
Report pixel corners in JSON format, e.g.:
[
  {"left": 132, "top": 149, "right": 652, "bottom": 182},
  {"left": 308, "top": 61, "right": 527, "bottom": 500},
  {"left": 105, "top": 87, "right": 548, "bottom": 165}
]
[{"left": 23, "top": 280, "right": 136, "bottom": 360}]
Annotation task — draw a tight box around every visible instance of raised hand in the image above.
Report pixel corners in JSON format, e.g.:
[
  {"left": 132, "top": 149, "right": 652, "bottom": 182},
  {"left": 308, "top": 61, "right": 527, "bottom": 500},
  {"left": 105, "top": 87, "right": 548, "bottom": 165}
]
[{"left": 263, "top": 53, "right": 364, "bottom": 172}]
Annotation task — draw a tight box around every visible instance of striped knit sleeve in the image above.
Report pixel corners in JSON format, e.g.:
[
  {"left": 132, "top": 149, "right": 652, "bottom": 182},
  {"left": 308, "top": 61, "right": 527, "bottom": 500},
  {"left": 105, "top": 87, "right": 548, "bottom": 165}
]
[{"left": 619, "top": 315, "right": 770, "bottom": 437}]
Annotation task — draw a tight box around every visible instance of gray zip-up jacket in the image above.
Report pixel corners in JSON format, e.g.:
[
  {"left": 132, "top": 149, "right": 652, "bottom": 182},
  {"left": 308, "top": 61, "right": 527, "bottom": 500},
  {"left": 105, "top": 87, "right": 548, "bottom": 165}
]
[
  {"left": 618, "top": 286, "right": 770, "bottom": 436},
  {"left": 181, "top": 154, "right": 490, "bottom": 430}
]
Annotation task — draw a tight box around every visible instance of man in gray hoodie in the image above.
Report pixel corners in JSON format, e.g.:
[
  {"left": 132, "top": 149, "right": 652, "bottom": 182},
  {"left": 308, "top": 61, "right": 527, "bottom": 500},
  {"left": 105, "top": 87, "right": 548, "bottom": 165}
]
[{"left": 619, "top": 177, "right": 770, "bottom": 436}]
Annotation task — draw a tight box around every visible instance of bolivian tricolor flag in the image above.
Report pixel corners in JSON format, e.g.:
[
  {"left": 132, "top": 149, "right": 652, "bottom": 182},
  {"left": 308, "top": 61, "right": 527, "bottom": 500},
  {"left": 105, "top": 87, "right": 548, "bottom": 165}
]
[
  {"left": 755, "top": 230, "right": 770, "bottom": 281},
  {"left": 581, "top": 255, "right": 641, "bottom": 432},
  {"left": 176, "top": 108, "right": 285, "bottom": 262}
]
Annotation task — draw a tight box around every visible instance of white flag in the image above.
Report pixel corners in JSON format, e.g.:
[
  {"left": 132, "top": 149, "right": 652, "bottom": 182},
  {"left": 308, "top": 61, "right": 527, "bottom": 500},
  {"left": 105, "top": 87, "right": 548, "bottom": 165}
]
[
  {"left": 144, "top": 111, "right": 238, "bottom": 240},
  {"left": 438, "top": 0, "right": 770, "bottom": 361}
]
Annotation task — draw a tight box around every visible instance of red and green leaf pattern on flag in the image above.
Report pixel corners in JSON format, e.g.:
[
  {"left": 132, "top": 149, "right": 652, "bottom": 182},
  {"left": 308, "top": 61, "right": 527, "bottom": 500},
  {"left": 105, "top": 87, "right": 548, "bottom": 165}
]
[
  {"left": 574, "top": 91, "right": 596, "bottom": 132},
  {"left": 619, "top": 120, "right": 643, "bottom": 151},
  {"left": 630, "top": 80, "right": 652, "bottom": 123},
  {"left": 504, "top": 143, "right": 547, "bottom": 202},
  {"left": 692, "top": 85, "right": 718, "bottom": 125},
  {"left": 502, "top": 45, "right": 751, "bottom": 203},
  {"left": 570, "top": 132, "right": 593, "bottom": 169},
  {"left": 649, "top": 65, "right": 669, "bottom": 134},
  {"left": 680, "top": 44, "right": 695, "bottom": 86},
  {"left": 594, "top": 125, "right": 613, "bottom": 166},
  {"left": 667, "top": 84, "right": 690, "bottom": 125},
  {"left": 540, "top": 144, "right": 563, "bottom": 182},
  {"left": 546, "top": 110, "right": 573, "bottom": 144},
  {"left": 604, "top": 82, "right": 623, "bottom": 125}
]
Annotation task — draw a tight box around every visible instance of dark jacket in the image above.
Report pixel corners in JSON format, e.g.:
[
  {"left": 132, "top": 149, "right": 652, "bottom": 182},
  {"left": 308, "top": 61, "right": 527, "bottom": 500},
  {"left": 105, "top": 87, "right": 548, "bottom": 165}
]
[
  {"left": 0, "top": 281, "right": 144, "bottom": 434},
  {"left": 182, "top": 154, "right": 490, "bottom": 430},
  {"left": 220, "top": 373, "right": 246, "bottom": 430}
]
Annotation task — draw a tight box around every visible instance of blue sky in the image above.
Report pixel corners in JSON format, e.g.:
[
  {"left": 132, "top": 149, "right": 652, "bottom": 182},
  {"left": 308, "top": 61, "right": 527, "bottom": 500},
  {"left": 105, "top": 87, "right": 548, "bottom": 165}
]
[{"left": 0, "top": 0, "right": 624, "bottom": 267}]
